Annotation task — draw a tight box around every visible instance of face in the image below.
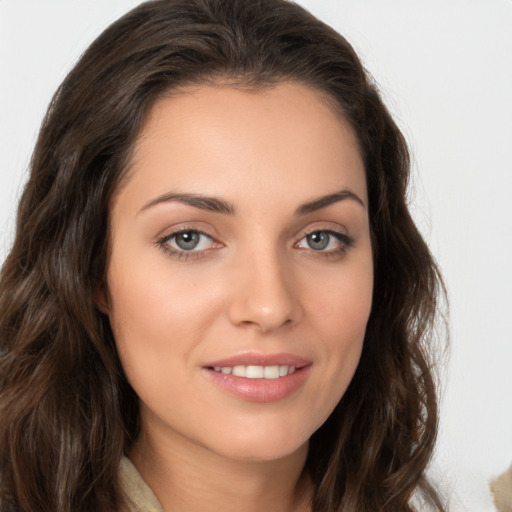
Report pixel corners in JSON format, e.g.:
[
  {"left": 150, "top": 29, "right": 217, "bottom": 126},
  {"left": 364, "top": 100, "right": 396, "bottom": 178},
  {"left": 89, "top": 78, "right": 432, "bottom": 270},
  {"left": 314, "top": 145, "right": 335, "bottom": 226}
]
[{"left": 103, "top": 82, "right": 373, "bottom": 463}]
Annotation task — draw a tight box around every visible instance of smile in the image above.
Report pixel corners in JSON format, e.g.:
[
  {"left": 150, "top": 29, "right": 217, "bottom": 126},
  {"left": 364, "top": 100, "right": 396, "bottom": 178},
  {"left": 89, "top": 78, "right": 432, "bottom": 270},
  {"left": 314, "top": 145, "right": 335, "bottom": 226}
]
[
  {"left": 203, "top": 354, "right": 311, "bottom": 402},
  {"left": 211, "top": 365, "right": 296, "bottom": 378}
]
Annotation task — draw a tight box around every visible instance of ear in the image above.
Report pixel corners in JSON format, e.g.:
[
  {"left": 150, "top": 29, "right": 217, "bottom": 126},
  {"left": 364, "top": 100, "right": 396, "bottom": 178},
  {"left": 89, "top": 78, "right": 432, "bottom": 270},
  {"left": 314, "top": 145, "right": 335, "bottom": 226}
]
[{"left": 94, "top": 282, "right": 110, "bottom": 315}]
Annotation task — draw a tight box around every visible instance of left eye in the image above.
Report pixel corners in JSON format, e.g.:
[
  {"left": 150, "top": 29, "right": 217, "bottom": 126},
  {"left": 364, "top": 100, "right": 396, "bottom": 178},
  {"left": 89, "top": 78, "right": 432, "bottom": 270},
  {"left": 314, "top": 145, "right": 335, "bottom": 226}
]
[
  {"left": 163, "top": 230, "right": 214, "bottom": 252},
  {"left": 296, "top": 230, "right": 347, "bottom": 251}
]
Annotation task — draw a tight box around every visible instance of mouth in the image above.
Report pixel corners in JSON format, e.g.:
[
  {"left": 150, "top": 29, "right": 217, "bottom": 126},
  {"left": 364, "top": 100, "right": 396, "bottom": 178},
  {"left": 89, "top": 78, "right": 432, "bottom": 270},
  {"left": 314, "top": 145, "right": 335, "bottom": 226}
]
[{"left": 202, "top": 353, "right": 311, "bottom": 402}]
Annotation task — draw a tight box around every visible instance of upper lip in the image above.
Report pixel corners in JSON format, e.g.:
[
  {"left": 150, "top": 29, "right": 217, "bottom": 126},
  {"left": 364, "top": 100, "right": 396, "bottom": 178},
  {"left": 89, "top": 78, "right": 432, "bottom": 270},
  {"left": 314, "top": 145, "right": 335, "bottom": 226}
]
[{"left": 203, "top": 352, "right": 311, "bottom": 368}]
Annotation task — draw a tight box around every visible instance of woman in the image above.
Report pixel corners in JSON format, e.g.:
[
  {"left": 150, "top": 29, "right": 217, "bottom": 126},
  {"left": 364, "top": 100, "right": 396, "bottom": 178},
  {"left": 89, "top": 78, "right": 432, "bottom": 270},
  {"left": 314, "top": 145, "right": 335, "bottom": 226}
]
[{"left": 0, "top": 0, "right": 446, "bottom": 511}]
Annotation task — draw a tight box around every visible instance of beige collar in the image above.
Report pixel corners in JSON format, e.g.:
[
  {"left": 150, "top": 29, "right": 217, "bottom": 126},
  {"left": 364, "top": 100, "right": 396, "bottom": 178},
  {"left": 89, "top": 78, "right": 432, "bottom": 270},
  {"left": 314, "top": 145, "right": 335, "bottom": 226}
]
[{"left": 119, "top": 456, "right": 164, "bottom": 512}]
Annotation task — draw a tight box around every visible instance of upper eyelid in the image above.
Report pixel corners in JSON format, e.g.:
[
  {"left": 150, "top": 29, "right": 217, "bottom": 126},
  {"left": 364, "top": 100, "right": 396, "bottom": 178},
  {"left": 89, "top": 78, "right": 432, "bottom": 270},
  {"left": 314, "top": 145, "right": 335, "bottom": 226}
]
[
  {"left": 156, "top": 223, "right": 218, "bottom": 243},
  {"left": 155, "top": 222, "right": 352, "bottom": 245},
  {"left": 161, "top": 228, "right": 212, "bottom": 240},
  {"left": 295, "top": 229, "right": 353, "bottom": 245},
  {"left": 300, "top": 226, "right": 347, "bottom": 236},
  {"left": 292, "top": 222, "right": 350, "bottom": 241}
]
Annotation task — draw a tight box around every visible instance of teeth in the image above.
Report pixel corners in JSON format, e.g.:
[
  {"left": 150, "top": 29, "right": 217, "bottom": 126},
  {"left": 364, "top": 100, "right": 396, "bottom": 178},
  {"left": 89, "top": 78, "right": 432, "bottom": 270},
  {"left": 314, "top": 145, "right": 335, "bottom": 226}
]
[
  {"left": 232, "top": 365, "right": 246, "bottom": 377},
  {"left": 213, "top": 365, "right": 297, "bottom": 378},
  {"left": 246, "top": 365, "right": 264, "bottom": 378},
  {"left": 263, "top": 366, "right": 279, "bottom": 379}
]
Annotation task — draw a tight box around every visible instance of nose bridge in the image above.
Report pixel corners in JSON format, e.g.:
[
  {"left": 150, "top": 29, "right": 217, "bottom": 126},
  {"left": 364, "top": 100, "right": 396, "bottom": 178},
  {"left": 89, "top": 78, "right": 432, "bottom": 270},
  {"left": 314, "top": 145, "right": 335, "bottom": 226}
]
[{"left": 228, "top": 239, "right": 299, "bottom": 332}]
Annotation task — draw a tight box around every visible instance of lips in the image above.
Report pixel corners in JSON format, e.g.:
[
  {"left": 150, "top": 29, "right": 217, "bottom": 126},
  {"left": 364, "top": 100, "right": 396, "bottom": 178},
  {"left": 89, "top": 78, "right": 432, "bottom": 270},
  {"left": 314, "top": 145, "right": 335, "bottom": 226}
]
[{"left": 202, "top": 353, "right": 311, "bottom": 402}]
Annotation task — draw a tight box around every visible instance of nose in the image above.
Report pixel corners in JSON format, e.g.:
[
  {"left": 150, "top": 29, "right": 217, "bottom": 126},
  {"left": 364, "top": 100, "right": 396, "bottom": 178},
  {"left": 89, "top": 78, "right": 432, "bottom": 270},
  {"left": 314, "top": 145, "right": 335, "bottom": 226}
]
[{"left": 227, "top": 247, "right": 302, "bottom": 333}]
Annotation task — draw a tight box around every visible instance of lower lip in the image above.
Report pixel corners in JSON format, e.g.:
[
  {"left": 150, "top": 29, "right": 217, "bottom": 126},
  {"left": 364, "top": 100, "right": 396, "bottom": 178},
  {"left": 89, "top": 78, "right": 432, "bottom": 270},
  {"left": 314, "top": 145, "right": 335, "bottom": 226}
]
[{"left": 203, "top": 366, "right": 311, "bottom": 403}]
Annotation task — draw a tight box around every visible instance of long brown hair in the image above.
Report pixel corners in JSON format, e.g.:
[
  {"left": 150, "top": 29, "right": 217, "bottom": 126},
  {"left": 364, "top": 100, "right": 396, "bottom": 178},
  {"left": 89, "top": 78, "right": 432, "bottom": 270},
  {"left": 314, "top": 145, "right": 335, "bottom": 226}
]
[{"left": 0, "top": 0, "right": 447, "bottom": 510}]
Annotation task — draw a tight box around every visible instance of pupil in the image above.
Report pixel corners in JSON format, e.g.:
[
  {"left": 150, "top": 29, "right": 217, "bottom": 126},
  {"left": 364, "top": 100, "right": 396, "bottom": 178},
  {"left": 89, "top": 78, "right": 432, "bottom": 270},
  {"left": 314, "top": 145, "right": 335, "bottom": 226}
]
[
  {"left": 307, "top": 231, "right": 329, "bottom": 250},
  {"left": 176, "top": 232, "right": 200, "bottom": 250}
]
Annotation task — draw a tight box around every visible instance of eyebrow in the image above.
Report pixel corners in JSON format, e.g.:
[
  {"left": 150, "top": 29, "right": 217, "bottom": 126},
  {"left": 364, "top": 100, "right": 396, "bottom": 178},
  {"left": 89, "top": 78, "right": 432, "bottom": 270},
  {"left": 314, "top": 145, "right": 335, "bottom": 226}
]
[
  {"left": 295, "top": 189, "right": 366, "bottom": 215},
  {"left": 138, "top": 188, "right": 365, "bottom": 216},
  {"left": 139, "top": 192, "right": 235, "bottom": 215}
]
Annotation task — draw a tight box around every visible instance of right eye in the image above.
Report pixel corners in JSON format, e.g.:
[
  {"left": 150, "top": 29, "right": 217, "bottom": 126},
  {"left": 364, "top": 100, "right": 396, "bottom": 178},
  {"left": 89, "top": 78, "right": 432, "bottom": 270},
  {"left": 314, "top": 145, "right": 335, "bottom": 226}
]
[{"left": 157, "top": 229, "right": 219, "bottom": 258}]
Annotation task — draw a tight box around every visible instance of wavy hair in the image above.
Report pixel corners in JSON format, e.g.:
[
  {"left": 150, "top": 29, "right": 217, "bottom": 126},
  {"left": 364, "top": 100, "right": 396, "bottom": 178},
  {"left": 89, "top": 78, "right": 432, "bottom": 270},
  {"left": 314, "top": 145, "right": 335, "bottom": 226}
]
[{"left": 0, "top": 0, "right": 446, "bottom": 510}]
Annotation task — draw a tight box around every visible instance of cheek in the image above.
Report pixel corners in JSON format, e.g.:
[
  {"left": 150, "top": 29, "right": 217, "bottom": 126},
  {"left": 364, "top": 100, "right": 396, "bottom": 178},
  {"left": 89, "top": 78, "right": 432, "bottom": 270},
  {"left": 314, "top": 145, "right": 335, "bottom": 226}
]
[
  {"left": 306, "top": 256, "right": 373, "bottom": 394},
  {"left": 105, "top": 256, "right": 228, "bottom": 390},
  {"left": 310, "top": 258, "right": 373, "bottom": 338},
  {"left": 105, "top": 269, "right": 195, "bottom": 418},
  {"left": 106, "top": 261, "right": 176, "bottom": 380},
  {"left": 107, "top": 256, "right": 215, "bottom": 337}
]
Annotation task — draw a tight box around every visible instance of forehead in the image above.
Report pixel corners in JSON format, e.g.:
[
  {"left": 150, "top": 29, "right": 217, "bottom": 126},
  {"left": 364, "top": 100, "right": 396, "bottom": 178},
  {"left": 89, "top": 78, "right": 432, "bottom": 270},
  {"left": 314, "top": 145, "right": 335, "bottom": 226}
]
[{"left": 116, "top": 81, "right": 366, "bottom": 212}]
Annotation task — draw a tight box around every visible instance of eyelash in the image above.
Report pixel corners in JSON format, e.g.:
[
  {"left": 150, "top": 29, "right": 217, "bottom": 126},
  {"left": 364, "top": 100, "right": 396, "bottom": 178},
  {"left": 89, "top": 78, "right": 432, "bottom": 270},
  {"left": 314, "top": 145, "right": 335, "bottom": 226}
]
[
  {"left": 156, "top": 228, "right": 354, "bottom": 261},
  {"left": 156, "top": 228, "right": 218, "bottom": 261},
  {"left": 295, "top": 229, "right": 355, "bottom": 258}
]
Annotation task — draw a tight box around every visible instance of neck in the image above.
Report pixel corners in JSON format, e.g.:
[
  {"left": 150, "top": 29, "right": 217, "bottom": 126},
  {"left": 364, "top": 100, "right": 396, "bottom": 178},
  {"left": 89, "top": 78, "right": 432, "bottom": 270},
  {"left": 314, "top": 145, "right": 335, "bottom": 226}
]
[{"left": 128, "top": 420, "right": 313, "bottom": 512}]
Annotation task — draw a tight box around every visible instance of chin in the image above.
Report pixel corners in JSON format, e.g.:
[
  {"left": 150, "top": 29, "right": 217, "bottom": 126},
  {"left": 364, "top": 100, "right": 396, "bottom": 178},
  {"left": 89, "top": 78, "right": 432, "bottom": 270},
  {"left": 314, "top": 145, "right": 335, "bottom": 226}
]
[
  {"left": 201, "top": 423, "right": 311, "bottom": 463},
  {"left": 218, "top": 439, "right": 309, "bottom": 463}
]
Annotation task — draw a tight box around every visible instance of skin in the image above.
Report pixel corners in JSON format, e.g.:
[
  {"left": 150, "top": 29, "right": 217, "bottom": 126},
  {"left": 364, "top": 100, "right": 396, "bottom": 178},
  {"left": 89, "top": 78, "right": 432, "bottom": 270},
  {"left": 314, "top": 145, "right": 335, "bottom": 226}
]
[{"left": 102, "top": 82, "right": 374, "bottom": 511}]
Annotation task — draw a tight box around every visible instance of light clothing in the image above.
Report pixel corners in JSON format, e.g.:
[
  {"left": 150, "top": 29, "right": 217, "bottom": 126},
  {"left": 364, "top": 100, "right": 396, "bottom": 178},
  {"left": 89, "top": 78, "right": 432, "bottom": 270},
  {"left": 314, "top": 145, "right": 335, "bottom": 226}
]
[
  {"left": 119, "top": 456, "right": 164, "bottom": 512},
  {"left": 490, "top": 465, "right": 512, "bottom": 512}
]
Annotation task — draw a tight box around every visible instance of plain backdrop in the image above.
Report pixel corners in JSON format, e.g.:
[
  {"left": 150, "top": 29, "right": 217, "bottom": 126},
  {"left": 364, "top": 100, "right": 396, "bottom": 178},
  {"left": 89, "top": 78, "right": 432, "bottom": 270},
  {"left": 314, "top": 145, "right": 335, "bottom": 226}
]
[{"left": 1, "top": 1, "right": 511, "bottom": 511}]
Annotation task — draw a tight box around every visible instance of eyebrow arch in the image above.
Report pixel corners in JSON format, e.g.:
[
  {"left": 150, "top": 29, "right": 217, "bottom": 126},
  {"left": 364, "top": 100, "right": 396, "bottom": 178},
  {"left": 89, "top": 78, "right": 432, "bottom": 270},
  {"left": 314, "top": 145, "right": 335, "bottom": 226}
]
[
  {"left": 295, "top": 189, "right": 366, "bottom": 215},
  {"left": 138, "top": 192, "right": 235, "bottom": 215}
]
